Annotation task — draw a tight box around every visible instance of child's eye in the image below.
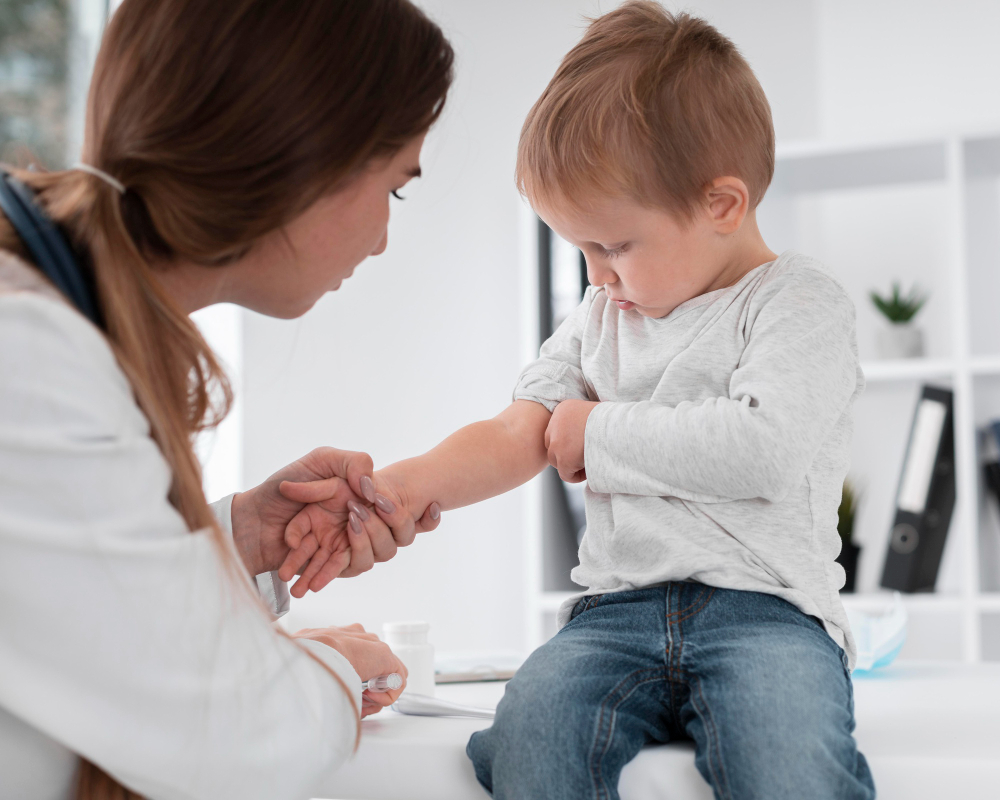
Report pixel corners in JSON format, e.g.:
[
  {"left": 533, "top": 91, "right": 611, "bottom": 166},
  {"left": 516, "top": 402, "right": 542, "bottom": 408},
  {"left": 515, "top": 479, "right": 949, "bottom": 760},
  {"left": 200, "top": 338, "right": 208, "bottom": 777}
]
[
  {"left": 602, "top": 244, "right": 627, "bottom": 259},
  {"left": 391, "top": 190, "right": 405, "bottom": 201}
]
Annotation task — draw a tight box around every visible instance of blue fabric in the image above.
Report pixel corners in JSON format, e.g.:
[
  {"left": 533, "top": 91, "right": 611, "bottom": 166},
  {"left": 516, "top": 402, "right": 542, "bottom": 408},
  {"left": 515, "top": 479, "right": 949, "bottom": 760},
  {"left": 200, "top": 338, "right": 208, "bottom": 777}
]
[{"left": 468, "top": 583, "right": 875, "bottom": 799}]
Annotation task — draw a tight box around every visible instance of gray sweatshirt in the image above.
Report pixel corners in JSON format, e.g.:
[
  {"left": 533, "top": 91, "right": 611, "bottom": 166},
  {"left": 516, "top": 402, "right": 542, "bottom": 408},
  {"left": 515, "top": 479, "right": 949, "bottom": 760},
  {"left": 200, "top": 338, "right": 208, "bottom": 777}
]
[{"left": 514, "top": 251, "right": 864, "bottom": 666}]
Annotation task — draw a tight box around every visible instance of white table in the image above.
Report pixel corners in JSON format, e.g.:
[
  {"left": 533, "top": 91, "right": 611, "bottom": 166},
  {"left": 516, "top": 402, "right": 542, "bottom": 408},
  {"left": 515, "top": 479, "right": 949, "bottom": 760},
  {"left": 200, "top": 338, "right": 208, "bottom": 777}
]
[{"left": 317, "top": 662, "right": 1000, "bottom": 800}]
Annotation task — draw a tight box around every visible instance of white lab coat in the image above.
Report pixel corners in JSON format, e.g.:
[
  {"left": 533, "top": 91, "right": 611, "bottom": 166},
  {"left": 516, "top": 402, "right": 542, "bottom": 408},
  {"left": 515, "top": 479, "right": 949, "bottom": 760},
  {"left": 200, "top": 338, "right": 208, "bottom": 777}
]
[{"left": 0, "top": 255, "right": 362, "bottom": 800}]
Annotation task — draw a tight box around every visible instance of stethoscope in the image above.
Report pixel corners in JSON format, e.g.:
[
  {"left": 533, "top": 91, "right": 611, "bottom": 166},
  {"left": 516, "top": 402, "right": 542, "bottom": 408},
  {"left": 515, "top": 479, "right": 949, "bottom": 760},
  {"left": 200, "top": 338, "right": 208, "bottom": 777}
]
[{"left": 0, "top": 170, "right": 103, "bottom": 327}]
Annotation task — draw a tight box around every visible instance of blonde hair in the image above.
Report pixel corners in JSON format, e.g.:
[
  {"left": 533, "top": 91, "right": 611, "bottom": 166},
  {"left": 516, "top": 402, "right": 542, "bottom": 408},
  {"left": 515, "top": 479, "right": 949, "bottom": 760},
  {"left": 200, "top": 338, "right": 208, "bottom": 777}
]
[
  {"left": 0, "top": 0, "right": 453, "bottom": 796},
  {"left": 516, "top": 0, "right": 775, "bottom": 218}
]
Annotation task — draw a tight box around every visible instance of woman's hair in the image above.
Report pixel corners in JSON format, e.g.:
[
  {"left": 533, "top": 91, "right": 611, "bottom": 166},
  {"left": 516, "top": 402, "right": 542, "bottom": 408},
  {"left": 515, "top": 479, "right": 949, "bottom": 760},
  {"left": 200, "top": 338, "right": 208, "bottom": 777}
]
[{"left": 0, "top": 0, "right": 453, "bottom": 797}]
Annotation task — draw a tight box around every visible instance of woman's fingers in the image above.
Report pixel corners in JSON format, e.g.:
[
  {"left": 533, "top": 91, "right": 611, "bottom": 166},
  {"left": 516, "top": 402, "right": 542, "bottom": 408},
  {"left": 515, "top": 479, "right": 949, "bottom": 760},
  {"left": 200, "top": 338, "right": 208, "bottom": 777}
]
[
  {"left": 372, "top": 494, "right": 417, "bottom": 547},
  {"left": 301, "top": 447, "right": 376, "bottom": 505},
  {"left": 305, "top": 547, "right": 353, "bottom": 593},
  {"left": 279, "top": 529, "right": 319, "bottom": 583},
  {"left": 294, "top": 536, "right": 338, "bottom": 597},
  {"left": 413, "top": 502, "right": 442, "bottom": 535},
  {"left": 344, "top": 513, "right": 376, "bottom": 576},
  {"left": 278, "top": 476, "right": 344, "bottom": 504}
]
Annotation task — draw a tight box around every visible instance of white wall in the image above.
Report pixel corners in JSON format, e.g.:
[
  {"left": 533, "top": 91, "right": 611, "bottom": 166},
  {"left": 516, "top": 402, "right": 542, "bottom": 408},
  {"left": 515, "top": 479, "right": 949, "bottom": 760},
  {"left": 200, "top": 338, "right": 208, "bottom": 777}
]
[
  {"left": 238, "top": 0, "right": 822, "bottom": 654},
  {"left": 818, "top": 0, "right": 1000, "bottom": 140}
]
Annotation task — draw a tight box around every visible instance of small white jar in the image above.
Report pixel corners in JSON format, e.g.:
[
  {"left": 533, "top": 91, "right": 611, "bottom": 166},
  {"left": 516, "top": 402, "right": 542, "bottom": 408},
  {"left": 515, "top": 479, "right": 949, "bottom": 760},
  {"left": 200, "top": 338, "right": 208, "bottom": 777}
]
[{"left": 383, "top": 621, "right": 435, "bottom": 697}]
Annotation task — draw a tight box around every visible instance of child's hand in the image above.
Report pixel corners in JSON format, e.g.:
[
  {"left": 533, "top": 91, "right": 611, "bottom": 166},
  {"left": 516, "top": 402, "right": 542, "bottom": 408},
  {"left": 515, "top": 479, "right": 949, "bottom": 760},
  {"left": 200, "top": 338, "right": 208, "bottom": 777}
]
[
  {"left": 277, "top": 470, "right": 442, "bottom": 597},
  {"left": 544, "top": 400, "right": 600, "bottom": 482}
]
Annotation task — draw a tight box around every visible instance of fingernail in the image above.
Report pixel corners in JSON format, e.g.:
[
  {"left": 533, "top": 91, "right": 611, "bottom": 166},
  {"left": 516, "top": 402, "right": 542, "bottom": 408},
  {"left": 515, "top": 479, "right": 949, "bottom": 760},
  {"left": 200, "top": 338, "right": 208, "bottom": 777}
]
[
  {"left": 347, "top": 500, "right": 370, "bottom": 521},
  {"left": 349, "top": 512, "right": 362, "bottom": 534},
  {"left": 429, "top": 502, "right": 441, "bottom": 520},
  {"left": 360, "top": 475, "right": 376, "bottom": 503},
  {"left": 375, "top": 493, "right": 396, "bottom": 514}
]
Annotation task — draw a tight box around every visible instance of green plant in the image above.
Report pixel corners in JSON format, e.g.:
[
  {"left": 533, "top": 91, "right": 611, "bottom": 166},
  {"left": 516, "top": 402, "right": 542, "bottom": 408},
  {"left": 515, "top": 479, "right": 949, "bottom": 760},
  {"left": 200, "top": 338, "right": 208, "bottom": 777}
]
[
  {"left": 870, "top": 282, "right": 927, "bottom": 324},
  {"left": 838, "top": 479, "right": 857, "bottom": 544}
]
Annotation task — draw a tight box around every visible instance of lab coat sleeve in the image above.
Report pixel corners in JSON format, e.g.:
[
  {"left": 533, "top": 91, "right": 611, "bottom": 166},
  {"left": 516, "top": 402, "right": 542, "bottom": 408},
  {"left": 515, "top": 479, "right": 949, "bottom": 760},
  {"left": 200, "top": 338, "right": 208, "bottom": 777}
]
[
  {"left": 210, "top": 493, "right": 291, "bottom": 618},
  {"left": 0, "top": 294, "right": 361, "bottom": 800}
]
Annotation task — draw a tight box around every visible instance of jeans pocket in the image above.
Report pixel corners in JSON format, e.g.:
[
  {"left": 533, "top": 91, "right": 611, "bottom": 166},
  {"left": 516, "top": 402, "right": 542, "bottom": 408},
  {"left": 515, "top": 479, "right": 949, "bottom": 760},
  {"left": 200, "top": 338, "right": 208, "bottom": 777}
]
[{"left": 569, "top": 594, "right": 600, "bottom": 621}]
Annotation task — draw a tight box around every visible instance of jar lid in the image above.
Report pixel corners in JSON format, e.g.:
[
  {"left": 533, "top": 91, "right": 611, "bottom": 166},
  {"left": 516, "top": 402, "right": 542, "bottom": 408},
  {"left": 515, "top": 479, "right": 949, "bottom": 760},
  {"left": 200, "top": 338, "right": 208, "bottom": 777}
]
[{"left": 383, "top": 621, "right": 431, "bottom": 634}]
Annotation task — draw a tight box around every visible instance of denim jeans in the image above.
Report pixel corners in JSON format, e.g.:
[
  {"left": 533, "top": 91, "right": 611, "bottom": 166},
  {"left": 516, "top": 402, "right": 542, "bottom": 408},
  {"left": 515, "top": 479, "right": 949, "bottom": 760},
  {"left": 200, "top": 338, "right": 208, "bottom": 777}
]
[{"left": 467, "top": 583, "right": 875, "bottom": 799}]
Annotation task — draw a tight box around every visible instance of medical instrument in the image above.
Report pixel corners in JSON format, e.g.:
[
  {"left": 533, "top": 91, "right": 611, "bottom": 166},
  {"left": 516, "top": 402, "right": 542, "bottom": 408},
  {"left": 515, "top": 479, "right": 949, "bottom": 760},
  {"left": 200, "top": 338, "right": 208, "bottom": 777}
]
[
  {"left": 361, "top": 673, "right": 403, "bottom": 692},
  {"left": 0, "top": 171, "right": 102, "bottom": 326},
  {"left": 384, "top": 621, "right": 435, "bottom": 696},
  {"left": 391, "top": 692, "right": 495, "bottom": 719}
]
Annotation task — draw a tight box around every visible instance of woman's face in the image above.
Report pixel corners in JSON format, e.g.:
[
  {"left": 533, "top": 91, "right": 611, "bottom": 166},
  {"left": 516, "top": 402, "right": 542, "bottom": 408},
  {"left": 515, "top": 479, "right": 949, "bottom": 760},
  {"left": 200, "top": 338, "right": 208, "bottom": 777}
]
[{"left": 230, "top": 134, "right": 426, "bottom": 318}]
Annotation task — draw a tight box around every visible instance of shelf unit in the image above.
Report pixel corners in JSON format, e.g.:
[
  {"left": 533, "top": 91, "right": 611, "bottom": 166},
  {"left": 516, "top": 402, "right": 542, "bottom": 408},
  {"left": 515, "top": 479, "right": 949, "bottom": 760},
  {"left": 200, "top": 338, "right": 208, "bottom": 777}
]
[{"left": 522, "top": 132, "right": 1000, "bottom": 661}]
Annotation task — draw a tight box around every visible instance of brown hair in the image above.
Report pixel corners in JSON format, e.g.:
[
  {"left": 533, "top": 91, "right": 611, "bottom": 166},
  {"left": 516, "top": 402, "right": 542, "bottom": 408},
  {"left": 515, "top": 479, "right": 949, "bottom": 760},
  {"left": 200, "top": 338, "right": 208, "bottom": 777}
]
[
  {"left": 0, "top": 0, "right": 452, "bottom": 797},
  {"left": 516, "top": 0, "right": 774, "bottom": 218}
]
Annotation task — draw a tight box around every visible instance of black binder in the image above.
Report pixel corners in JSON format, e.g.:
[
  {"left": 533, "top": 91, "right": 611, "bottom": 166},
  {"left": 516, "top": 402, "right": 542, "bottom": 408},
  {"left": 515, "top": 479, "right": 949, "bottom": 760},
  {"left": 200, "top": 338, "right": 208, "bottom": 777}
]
[{"left": 880, "top": 385, "right": 956, "bottom": 593}]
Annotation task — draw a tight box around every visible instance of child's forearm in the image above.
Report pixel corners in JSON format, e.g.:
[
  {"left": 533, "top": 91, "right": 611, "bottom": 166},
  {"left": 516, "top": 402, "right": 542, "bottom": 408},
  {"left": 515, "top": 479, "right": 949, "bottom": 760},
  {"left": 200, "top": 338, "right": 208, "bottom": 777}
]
[{"left": 382, "top": 400, "right": 551, "bottom": 514}]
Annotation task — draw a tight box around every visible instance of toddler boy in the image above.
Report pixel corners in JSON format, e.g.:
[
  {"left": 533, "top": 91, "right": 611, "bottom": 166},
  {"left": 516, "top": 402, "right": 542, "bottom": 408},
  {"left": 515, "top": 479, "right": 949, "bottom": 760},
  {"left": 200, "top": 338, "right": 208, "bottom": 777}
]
[{"left": 285, "top": 3, "right": 874, "bottom": 797}]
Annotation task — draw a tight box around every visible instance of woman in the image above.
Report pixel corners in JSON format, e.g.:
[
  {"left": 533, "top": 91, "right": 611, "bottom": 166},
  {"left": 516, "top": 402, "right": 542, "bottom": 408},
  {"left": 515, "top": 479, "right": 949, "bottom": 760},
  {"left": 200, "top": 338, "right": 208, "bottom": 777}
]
[{"left": 0, "top": 1, "right": 452, "bottom": 798}]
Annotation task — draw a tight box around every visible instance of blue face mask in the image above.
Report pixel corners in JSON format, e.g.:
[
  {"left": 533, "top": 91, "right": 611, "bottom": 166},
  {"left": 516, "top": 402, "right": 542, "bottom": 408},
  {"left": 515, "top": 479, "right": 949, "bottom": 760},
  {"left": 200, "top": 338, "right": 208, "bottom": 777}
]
[{"left": 847, "top": 593, "right": 907, "bottom": 674}]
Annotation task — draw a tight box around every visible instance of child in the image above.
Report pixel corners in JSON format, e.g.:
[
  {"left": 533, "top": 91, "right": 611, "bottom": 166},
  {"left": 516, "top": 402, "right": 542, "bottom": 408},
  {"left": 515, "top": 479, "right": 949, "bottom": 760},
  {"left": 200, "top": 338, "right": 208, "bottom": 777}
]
[{"left": 283, "top": 3, "right": 874, "bottom": 797}]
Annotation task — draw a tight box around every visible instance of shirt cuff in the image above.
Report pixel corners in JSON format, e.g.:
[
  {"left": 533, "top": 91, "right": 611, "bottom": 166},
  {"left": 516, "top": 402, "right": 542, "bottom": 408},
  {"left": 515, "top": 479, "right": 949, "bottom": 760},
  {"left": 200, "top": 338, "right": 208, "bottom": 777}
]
[
  {"left": 209, "top": 493, "right": 291, "bottom": 619},
  {"left": 296, "top": 638, "right": 363, "bottom": 717},
  {"left": 512, "top": 363, "right": 573, "bottom": 413},
  {"left": 583, "top": 401, "right": 618, "bottom": 494}
]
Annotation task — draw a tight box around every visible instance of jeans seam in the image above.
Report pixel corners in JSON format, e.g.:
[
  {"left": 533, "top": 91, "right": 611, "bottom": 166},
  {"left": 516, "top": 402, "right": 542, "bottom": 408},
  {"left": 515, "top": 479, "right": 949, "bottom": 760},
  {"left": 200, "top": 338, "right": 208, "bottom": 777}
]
[
  {"left": 589, "top": 668, "right": 667, "bottom": 800},
  {"left": 691, "top": 675, "right": 733, "bottom": 800},
  {"left": 664, "top": 584, "right": 713, "bottom": 619},
  {"left": 673, "top": 587, "right": 716, "bottom": 625}
]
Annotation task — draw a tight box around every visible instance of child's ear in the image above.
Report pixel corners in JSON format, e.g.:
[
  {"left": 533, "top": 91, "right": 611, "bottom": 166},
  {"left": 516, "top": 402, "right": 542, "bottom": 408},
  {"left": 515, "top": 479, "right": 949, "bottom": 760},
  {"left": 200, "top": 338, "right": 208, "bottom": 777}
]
[{"left": 705, "top": 176, "right": 750, "bottom": 234}]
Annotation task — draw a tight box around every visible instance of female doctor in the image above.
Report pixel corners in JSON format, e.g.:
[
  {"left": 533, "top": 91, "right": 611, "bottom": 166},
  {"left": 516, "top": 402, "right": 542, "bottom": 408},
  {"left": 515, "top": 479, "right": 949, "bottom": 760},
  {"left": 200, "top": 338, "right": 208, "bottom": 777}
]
[{"left": 0, "top": 1, "right": 452, "bottom": 798}]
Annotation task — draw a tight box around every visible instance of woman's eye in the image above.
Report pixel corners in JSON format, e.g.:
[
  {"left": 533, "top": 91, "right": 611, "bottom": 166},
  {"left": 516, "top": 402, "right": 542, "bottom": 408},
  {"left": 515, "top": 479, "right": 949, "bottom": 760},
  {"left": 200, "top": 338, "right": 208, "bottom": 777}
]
[{"left": 391, "top": 190, "right": 405, "bottom": 201}]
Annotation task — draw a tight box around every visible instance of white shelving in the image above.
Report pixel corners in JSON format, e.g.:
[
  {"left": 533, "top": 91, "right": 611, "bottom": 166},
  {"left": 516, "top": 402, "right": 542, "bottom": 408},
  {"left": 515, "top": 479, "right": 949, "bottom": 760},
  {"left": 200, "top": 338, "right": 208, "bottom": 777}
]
[{"left": 523, "top": 132, "right": 1000, "bottom": 661}]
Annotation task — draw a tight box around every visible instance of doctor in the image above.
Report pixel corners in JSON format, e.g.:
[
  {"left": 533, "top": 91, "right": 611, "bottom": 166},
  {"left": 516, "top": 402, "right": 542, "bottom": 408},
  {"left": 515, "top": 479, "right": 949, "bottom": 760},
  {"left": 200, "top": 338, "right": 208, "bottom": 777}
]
[{"left": 0, "top": 1, "right": 452, "bottom": 798}]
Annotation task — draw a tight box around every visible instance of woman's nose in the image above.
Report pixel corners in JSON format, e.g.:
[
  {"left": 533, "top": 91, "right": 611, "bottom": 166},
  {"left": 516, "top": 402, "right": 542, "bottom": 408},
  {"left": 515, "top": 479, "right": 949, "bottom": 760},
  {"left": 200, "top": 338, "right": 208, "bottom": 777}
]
[{"left": 371, "top": 230, "right": 388, "bottom": 256}]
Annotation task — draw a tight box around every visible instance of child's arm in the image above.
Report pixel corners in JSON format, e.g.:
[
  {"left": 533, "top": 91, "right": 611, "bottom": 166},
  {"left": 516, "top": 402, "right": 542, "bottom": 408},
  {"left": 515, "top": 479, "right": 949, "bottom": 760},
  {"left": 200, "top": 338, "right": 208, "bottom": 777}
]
[
  {"left": 278, "top": 400, "right": 552, "bottom": 594},
  {"left": 377, "top": 399, "right": 552, "bottom": 516},
  {"left": 570, "top": 270, "right": 861, "bottom": 505}
]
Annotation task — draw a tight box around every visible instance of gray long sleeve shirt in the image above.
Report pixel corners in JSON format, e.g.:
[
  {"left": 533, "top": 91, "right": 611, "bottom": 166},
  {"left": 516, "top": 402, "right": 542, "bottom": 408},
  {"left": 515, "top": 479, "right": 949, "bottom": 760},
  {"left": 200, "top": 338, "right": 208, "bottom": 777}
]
[{"left": 515, "top": 251, "right": 864, "bottom": 666}]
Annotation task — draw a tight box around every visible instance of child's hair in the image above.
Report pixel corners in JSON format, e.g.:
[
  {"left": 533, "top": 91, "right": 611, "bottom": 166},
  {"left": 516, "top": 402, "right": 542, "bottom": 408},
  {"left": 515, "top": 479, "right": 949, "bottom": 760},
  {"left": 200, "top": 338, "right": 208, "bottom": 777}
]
[{"left": 516, "top": 0, "right": 774, "bottom": 218}]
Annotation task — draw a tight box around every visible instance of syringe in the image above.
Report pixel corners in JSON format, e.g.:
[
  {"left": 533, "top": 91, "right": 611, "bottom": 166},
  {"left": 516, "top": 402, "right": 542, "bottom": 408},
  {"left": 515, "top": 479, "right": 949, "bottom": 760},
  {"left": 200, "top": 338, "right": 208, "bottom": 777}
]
[{"left": 361, "top": 672, "right": 404, "bottom": 692}]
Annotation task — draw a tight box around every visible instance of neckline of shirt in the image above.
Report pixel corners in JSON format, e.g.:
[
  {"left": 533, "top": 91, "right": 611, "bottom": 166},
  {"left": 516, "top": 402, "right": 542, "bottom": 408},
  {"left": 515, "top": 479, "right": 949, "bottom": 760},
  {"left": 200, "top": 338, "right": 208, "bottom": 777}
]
[{"left": 636, "top": 249, "right": 793, "bottom": 323}]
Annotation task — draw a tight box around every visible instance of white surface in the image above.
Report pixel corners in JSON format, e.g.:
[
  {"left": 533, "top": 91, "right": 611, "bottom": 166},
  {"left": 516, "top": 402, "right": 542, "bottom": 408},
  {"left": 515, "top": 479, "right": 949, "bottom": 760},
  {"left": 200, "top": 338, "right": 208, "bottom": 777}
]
[{"left": 319, "top": 663, "right": 1000, "bottom": 800}]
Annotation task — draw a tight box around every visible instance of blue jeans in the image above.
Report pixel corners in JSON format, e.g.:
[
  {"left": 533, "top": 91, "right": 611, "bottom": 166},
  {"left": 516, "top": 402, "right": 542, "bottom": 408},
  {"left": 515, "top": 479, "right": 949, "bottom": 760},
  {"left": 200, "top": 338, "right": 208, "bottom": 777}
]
[{"left": 467, "top": 583, "right": 875, "bottom": 799}]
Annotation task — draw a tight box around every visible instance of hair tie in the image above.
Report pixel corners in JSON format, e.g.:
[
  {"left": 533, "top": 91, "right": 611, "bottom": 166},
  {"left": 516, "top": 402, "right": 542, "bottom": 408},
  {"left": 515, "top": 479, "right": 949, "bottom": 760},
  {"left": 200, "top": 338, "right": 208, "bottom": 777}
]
[{"left": 72, "top": 162, "right": 126, "bottom": 195}]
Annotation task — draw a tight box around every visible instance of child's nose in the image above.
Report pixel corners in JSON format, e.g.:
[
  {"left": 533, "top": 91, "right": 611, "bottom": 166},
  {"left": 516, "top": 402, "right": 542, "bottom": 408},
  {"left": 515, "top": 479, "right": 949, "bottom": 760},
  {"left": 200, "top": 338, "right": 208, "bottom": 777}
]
[{"left": 585, "top": 257, "right": 618, "bottom": 288}]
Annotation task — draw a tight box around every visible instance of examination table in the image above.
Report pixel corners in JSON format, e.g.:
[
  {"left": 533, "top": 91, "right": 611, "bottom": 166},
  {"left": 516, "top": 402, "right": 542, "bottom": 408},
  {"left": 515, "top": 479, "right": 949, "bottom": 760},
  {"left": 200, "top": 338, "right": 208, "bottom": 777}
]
[{"left": 316, "top": 662, "right": 1000, "bottom": 800}]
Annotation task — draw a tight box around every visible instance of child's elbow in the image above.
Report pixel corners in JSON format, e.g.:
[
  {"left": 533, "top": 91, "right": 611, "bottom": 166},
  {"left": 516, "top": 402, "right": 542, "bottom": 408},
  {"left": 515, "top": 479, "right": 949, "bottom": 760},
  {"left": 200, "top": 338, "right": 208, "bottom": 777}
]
[{"left": 753, "top": 460, "right": 808, "bottom": 504}]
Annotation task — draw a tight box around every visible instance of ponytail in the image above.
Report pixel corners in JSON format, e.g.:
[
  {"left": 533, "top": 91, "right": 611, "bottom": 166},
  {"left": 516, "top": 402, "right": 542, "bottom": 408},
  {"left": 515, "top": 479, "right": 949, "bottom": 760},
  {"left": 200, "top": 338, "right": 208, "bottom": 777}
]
[{"left": 0, "top": 0, "right": 453, "bottom": 796}]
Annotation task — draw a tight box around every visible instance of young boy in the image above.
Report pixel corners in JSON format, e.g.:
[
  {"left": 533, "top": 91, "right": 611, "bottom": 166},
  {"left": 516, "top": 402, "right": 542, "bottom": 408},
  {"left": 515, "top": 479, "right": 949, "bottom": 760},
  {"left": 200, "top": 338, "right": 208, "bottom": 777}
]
[{"left": 283, "top": 3, "right": 874, "bottom": 797}]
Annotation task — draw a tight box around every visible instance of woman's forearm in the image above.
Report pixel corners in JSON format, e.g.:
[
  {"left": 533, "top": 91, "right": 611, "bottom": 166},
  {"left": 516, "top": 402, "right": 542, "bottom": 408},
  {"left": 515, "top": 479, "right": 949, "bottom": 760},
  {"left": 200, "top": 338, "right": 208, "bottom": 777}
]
[{"left": 384, "top": 400, "right": 551, "bottom": 514}]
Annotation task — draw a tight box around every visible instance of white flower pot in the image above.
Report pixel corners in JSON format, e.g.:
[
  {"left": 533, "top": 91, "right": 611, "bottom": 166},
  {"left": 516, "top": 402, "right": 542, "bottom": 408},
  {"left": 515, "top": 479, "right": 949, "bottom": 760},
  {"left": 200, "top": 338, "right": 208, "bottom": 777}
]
[{"left": 876, "top": 324, "right": 925, "bottom": 359}]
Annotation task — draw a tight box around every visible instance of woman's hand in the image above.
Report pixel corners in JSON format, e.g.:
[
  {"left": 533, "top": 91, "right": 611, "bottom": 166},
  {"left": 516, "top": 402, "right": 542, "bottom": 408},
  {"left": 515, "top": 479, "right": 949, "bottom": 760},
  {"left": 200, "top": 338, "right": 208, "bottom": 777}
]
[
  {"left": 278, "top": 469, "right": 442, "bottom": 597},
  {"left": 292, "top": 624, "right": 406, "bottom": 717},
  {"left": 230, "top": 446, "right": 377, "bottom": 577}
]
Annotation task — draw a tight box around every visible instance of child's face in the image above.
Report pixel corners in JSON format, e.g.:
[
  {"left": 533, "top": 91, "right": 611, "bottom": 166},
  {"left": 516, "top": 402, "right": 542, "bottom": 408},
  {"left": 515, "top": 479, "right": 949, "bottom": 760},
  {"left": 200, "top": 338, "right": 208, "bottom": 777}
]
[{"left": 534, "top": 194, "right": 735, "bottom": 319}]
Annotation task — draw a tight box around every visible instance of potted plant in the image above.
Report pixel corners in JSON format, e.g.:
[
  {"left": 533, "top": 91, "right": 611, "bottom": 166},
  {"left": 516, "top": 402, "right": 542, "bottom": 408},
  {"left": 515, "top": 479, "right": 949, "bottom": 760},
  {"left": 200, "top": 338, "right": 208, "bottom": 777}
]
[
  {"left": 836, "top": 479, "right": 861, "bottom": 593},
  {"left": 870, "top": 282, "right": 927, "bottom": 359}
]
